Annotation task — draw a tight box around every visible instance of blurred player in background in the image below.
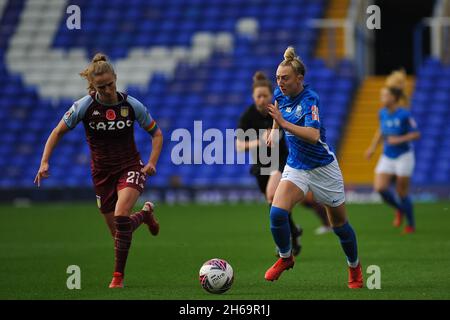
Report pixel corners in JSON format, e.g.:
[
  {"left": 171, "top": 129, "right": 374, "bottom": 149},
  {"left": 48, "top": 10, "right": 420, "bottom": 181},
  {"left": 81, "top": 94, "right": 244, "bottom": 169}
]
[
  {"left": 236, "top": 71, "right": 332, "bottom": 256},
  {"left": 264, "top": 47, "right": 363, "bottom": 288},
  {"left": 34, "top": 53, "right": 163, "bottom": 288},
  {"left": 365, "top": 70, "right": 420, "bottom": 234}
]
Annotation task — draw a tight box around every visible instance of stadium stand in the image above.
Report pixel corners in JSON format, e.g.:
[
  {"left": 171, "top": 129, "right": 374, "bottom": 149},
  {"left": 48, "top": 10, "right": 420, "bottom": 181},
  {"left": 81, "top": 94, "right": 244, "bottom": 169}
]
[
  {"left": 1, "top": 0, "right": 357, "bottom": 189},
  {"left": 410, "top": 57, "right": 450, "bottom": 186}
]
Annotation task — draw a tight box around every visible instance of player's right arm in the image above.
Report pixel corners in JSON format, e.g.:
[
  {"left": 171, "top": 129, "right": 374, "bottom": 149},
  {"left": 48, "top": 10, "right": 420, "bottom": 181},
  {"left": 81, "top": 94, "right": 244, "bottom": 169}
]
[
  {"left": 34, "top": 120, "right": 70, "bottom": 187},
  {"left": 236, "top": 138, "right": 260, "bottom": 152},
  {"left": 266, "top": 101, "right": 281, "bottom": 147},
  {"left": 34, "top": 96, "right": 91, "bottom": 187},
  {"left": 365, "top": 128, "right": 382, "bottom": 160},
  {"left": 235, "top": 110, "right": 261, "bottom": 152}
]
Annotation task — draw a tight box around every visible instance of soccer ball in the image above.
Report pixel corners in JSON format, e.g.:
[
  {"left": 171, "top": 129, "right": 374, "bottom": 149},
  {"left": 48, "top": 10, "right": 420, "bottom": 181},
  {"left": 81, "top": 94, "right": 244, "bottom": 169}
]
[{"left": 199, "top": 258, "right": 234, "bottom": 294}]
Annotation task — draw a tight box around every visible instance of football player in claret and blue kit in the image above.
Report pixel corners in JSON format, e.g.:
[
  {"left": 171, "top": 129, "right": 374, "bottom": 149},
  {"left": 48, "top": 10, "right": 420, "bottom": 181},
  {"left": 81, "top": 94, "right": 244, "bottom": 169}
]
[{"left": 34, "top": 53, "right": 163, "bottom": 288}]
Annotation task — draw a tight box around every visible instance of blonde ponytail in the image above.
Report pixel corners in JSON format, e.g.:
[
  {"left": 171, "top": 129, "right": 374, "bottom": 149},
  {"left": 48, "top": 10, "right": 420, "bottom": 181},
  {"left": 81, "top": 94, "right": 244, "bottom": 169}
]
[{"left": 279, "top": 46, "right": 306, "bottom": 76}]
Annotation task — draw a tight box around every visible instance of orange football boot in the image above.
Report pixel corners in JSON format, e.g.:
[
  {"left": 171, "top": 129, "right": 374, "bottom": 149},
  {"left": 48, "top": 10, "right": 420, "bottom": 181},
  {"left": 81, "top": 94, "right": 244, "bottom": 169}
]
[
  {"left": 264, "top": 256, "right": 295, "bottom": 281},
  {"left": 109, "top": 272, "right": 124, "bottom": 288},
  {"left": 348, "top": 263, "right": 363, "bottom": 289},
  {"left": 402, "top": 225, "right": 415, "bottom": 234}
]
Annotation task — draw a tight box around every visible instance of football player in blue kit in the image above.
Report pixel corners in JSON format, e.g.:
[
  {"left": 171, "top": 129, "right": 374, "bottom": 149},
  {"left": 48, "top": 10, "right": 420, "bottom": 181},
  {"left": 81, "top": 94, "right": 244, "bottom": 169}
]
[
  {"left": 366, "top": 70, "right": 420, "bottom": 234},
  {"left": 264, "top": 47, "right": 363, "bottom": 289}
]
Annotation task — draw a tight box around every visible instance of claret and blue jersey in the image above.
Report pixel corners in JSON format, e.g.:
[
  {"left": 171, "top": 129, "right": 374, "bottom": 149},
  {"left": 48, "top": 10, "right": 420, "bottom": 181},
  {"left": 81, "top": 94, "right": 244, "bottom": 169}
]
[
  {"left": 379, "top": 107, "right": 419, "bottom": 158},
  {"left": 62, "top": 92, "right": 158, "bottom": 171},
  {"left": 274, "top": 84, "right": 336, "bottom": 170}
]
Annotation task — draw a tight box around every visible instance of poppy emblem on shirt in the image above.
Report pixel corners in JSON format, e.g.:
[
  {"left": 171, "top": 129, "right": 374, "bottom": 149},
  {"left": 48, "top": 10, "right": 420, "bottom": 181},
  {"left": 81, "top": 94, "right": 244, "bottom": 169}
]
[
  {"left": 311, "top": 105, "right": 319, "bottom": 121},
  {"left": 120, "top": 107, "right": 129, "bottom": 117},
  {"left": 106, "top": 109, "right": 116, "bottom": 121}
]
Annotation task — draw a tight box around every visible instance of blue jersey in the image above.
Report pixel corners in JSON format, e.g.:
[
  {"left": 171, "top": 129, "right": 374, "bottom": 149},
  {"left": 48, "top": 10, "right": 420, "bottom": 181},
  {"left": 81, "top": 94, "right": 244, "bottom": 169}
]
[
  {"left": 379, "top": 107, "right": 418, "bottom": 158},
  {"left": 274, "top": 85, "right": 335, "bottom": 170}
]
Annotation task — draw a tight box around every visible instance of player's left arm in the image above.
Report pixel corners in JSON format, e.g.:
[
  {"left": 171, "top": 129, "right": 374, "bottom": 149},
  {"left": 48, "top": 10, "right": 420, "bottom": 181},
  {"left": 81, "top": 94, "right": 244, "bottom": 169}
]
[
  {"left": 267, "top": 100, "right": 320, "bottom": 144},
  {"left": 129, "top": 96, "right": 164, "bottom": 176},
  {"left": 387, "top": 114, "right": 421, "bottom": 145},
  {"left": 142, "top": 127, "right": 163, "bottom": 176}
]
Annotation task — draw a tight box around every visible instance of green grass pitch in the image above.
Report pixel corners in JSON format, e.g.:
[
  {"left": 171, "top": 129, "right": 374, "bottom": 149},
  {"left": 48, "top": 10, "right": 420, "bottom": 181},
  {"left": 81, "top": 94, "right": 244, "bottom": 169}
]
[{"left": 0, "top": 201, "right": 449, "bottom": 300}]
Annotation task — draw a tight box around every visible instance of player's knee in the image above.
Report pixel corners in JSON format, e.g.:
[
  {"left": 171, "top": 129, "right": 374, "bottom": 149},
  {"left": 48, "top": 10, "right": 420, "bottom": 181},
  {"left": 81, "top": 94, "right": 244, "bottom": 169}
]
[
  {"left": 326, "top": 205, "right": 347, "bottom": 227},
  {"left": 114, "top": 204, "right": 133, "bottom": 217},
  {"left": 328, "top": 214, "right": 346, "bottom": 228},
  {"left": 266, "top": 192, "right": 275, "bottom": 204},
  {"left": 374, "top": 178, "right": 388, "bottom": 193},
  {"left": 375, "top": 185, "right": 387, "bottom": 193},
  {"left": 114, "top": 210, "right": 130, "bottom": 217},
  {"left": 396, "top": 187, "right": 408, "bottom": 198},
  {"left": 330, "top": 219, "right": 346, "bottom": 228}
]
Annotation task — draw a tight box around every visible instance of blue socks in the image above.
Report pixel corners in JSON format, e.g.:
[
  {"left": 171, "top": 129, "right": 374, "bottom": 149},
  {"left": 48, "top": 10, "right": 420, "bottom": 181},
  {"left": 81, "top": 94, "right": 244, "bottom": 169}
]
[
  {"left": 269, "top": 206, "right": 291, "bottom": 257},
  {"left": 333, "top": 222, "right": 359, "bottom": 267},
  {"left": 400, "top": 196, "right": 415, "bottom": 228},
  {"left": 380, "top": 189, "right": 415, "bottom": 228},
  {"left": 270, "top": 206, "right": 361, "bottom": 266},
  {"left": 379, "top": 190, "right": 401, "bottom": 211}
]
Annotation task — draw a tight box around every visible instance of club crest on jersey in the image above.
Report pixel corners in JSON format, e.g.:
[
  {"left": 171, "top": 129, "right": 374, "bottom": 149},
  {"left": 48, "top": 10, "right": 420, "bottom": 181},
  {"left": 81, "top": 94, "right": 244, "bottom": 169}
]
[
  {"left": 106, "top": 109, "right": 116, "bottom": 121},
  {"left": 120, "top": 107, "right": 129, "bottom": 117},
  {"left": 295, "top": 104, "right": 302, "bottom": 117},
  {"left": 286, "top": 107, "right": 292, "bottom": 112},
  {"left": 387, "top": 119, "right": 400, "bottom": 127}
]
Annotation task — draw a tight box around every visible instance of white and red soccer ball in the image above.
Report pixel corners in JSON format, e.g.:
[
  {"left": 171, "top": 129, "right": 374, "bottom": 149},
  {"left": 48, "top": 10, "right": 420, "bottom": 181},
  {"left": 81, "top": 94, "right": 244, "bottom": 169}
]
[{"left": 199, "top": 258, "right": 234, "bottom": 294}]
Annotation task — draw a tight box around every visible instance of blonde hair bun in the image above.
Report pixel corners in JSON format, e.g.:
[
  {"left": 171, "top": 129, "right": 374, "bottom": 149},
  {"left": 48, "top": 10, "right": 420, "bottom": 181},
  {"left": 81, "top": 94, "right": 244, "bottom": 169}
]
[
  {"left": 92, "top": 53, "right": 108, "bottom": 63},
  {"left": 385, "top": 69, "right": 407, "bottom": 89},
  {"left": 283, "top": 46, "right": 297, "bottom": 62}
]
